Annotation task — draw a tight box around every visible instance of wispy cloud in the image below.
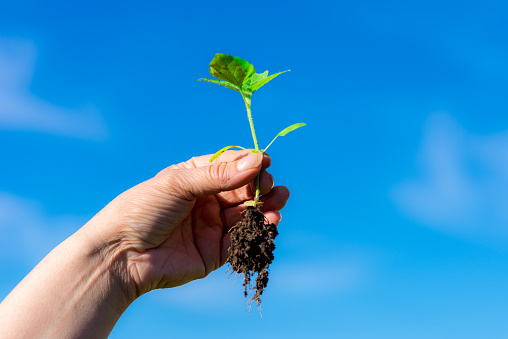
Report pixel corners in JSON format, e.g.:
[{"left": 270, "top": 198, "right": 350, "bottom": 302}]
[
  {"left": 0, "top": 191, "right": 87, "bottom": 300},
  {"left": 155, "top": 257, "right": 369, "bottom": 313},
  {"left": 269, "top": 256, "right": 368, "bottom": 296},
  {"left": 0, "top": 37, "right": 107, "bottom": 140},
  {"left": 157, "top": 232, "right": 373, "bottom": 312},
  {"left": 0, "top": 191, "right": 84, "bottom": 264},
  {"left": 392, "top": 113, "right": 508, "bottom": 241}
]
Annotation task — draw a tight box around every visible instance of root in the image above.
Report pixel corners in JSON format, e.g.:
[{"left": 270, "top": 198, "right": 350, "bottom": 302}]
[{"left": 226, "top": 206, "right": 278, "bottom": 309}]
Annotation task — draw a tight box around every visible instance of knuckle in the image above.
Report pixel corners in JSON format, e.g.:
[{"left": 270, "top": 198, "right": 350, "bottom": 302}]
[{"left": 155, "top": 169, "right": 195, "bottom": 200}]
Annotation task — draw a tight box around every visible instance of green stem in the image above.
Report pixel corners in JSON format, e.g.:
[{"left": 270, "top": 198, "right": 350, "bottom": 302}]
[
  {"left": 255, "top": 174, "right": 260, "bottom": 203},
  {"left": 241, "top": 93, "right": 259, "bottom": 151},
  {"left": 241, "top": 92, "right": 261, "bottom": 207}
]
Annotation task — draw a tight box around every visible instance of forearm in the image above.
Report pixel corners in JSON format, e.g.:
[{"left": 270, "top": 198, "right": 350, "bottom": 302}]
[{"left": 0, "top": 225, "right": 133, "bottom": 338}]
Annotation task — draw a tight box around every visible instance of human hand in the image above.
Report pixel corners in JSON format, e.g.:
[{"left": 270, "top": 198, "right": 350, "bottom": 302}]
[
  {"left": 0, "top": 150, "right": 289, "bottom": 338},
  {"left": 83, "top": 150, "right": 290, "bottom": 300}
]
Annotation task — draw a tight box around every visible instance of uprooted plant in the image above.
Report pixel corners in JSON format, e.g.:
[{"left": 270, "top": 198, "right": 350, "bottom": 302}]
[{"left": 199, "top": 53, "right": 305, "bottom": 309}]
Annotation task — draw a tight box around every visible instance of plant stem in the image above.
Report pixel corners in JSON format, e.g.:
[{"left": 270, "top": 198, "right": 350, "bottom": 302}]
[
  {"left": 241, "top": 93, "right": 259, "bottom": 151},
  {"left": 241, "top": 92, "right": 261, "bottom": 206},
  {"left": 255, "top": 173, "right": 260, "bottom": 203}
]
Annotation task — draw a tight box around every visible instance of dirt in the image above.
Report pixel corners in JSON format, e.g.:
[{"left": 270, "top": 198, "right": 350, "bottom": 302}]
[{"left": 227, "top": 205, "right": 278, "bottom": 308}]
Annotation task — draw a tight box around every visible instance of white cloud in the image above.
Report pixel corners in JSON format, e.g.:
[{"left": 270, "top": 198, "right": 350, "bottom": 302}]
[
  {"left": 152, "top": 268, "right": 240, "bottom": 312},
  {"left": 268, "top": 257, "right": 368, "bottom": 296},
  {"left": 0, "top": 191, "right": 84, "bottom": 264},
  {"left": 0, "top": 191, "right": 87, "bottom": 300},
  {"left": 0, "top": 37, "right": 107, "bottom": 140},
  {"left": 392, "top": 113, "right": 508, "bottom": 240},
  {"left": 154, "top": 259, "right": 366, "bottom": 314},
  {"left": 156, "top": 238, "right": 372, "bottom": 313}
]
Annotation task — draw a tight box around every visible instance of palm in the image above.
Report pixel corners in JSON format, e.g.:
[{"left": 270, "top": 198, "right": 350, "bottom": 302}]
[{"left": 151, "top": 195, "right": 232, "bottom": 289}]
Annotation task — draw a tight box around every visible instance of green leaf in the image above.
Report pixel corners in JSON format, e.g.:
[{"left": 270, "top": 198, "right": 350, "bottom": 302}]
[
  {"left": 208, "top": 54, "right": 255, "bottom": 88},
  {"left": 198, "top": 78, "right": 240, "bottom": 92},
  {"left": 276, "top": 122, "right": 306, "bottom": 136},
  {"left": 243, "top": 71, "right": 268, "bottom": 88},
  {"left": 209, "top": 145, "right": 247, "bottom": 162},
  {"left": 263, "top": 123, "right": 306, "bottom": 152},
  {"left": 245, "top": 70, "right": 290, "bottom": 94}
]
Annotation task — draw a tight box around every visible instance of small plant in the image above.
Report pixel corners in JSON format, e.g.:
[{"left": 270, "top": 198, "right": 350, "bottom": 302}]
[{"left": 199, "top": 53, "right": 305, "bottom": 308}]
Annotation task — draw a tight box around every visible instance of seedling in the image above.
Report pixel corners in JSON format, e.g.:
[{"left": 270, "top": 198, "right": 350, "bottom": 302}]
[
  {"left": 199, "top": 54, "right": 305, "bottom": 309},
  {"left": 199, "top": 53, "right": 305, "bottom": 207}
]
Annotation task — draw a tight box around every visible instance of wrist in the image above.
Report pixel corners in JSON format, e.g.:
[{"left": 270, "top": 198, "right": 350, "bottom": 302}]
[{"left": 79, "top": 218, "right": 139, "bottom": 307}]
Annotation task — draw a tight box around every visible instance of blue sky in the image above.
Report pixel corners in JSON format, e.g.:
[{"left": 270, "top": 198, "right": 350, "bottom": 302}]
[{"left": 1, "top": 0, "right": 508, "bottom": 337}]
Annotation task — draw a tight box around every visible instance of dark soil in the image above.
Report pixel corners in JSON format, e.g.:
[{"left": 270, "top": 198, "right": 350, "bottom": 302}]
[{"left": 227, "top": 205, "right": 278, "bottom": 308}]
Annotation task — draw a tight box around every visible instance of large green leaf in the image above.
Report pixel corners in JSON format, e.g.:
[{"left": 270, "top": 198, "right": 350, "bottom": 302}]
[
  {"left": 208, "top": 54, "right": 255, "bottom": 88},
  {"left": 263, "top": 123, "right": 306, "bottom": 152},
  {"left": 197, "top": 78, "right": 240, "bottom": 92},
  {"left": 247, "top": 70, "right": 290, "bottom": 93},
  {"left": 209, "top": 145, "right": 247, "bottom": 162}
]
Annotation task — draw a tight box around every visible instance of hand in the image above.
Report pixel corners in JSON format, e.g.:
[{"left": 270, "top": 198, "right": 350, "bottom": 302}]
[
  {"left": 84, "top": 150, "right": 290, "bottom": 299},
  {"left": 0, "top": 150, "right": 290, "bottom": 338}
]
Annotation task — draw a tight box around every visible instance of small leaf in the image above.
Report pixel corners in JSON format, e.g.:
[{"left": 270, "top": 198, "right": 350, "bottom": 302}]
[
  {"left": 263, "top": 123, "right": 306, "bottom": 152},
  {"left": 209, "top": 145, "right": 247, "bottom": 162},
  {"left": 246, "top": 70, "right": 290, "bottom": 94},
  {"left": 198, "top": 78, "right": 240, "bottom": 92},
  {"left": 208, "top": 54, "right": 255, "bottom": 88},
  {"left": 276, "top": 122, "right": 306, "bottom": 136}
]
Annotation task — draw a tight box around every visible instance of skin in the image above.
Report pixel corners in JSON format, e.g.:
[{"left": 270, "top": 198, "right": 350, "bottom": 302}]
[{"left": 0, "top": 150, "right": 289, "bottom": 338}]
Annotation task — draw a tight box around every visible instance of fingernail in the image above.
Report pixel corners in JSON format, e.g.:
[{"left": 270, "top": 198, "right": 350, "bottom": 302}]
[{"left": 237, "top": 153, "right": 262, "bottom": 171}]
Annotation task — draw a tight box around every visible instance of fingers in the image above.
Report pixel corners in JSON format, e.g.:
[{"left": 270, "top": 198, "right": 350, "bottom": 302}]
[
  {"left": 250, "top": 171, "right": 274, "bottom": 196},
  {"left": 216, "top": 170, "right": 274, "bottom": 208},
  {"left": 259, "top": 185, "right": 290, "bottom": 211},
  {"left": 264, "top": 210, "right": 283, "bottom": 226},
  {"left": 161, "top": 152, "right": 264, "bottom": 199},
  {"left": 221, "top": 186, "right": 290, "bottom": 230}
]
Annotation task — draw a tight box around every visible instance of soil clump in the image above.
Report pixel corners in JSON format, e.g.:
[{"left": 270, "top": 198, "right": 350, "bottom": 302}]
[{"left": 227, "top": 205, "right": 278, "bottom": 307}]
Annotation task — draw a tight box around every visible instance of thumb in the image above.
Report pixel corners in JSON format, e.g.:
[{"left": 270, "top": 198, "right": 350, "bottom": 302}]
[{"left": 171, "top": 152, "right": 263, "bottom": 199}]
